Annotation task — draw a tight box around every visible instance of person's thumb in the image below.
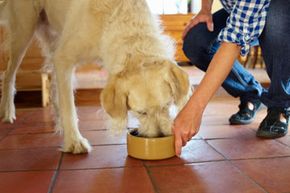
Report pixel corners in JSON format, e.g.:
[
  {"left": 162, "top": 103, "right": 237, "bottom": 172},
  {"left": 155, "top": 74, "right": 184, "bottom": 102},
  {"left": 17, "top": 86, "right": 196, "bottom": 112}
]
[{"left": 207, "top": 21, "right": 214, "bottom": 32}]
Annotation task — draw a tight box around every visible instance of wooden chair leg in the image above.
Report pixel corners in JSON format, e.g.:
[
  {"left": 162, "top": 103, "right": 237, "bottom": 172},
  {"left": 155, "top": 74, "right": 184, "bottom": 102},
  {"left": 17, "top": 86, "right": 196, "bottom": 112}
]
[
  {"left": 252, "top": 46, "right": 258, "bottom": 69},
  {"left": 41, "top": 73, "right": 51, "bottom": 107}
]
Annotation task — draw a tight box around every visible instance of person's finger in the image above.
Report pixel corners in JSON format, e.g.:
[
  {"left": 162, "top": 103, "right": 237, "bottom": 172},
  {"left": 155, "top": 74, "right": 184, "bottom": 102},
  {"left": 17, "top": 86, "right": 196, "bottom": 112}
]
[
  {"left": 182, "top": 19, "right": 199, "bottom": 40},
  {"left": 181, "top": 134, "right": 188, "bottom": 146},
  {"left": 206, "top": 20, "right": 214, "bottom": 32},
  {"left": 181, "top": 132, "right": 188, "bottom": 141},
  {"left": 174, "top": 132, "right": 183, "bottom": 156}
]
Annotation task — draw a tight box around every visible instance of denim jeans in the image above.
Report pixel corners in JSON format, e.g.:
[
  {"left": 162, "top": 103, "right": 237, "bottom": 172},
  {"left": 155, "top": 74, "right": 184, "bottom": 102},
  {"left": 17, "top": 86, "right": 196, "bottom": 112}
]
[
  {"left": 259, "top": 0, "right": 290, "bottom": 108},
  {"left": 183, "top": 1, "right": 290, "bottom": 108}
]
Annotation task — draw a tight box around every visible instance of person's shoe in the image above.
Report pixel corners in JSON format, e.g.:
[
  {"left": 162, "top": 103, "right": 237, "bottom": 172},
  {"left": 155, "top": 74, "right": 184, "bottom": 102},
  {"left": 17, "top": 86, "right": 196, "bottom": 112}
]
[
  {"left": 256, "top": 107, "right": 289, "bottom": 138},
  {"left": 229, "top": 100, "right": 262, "bottom": 125}
]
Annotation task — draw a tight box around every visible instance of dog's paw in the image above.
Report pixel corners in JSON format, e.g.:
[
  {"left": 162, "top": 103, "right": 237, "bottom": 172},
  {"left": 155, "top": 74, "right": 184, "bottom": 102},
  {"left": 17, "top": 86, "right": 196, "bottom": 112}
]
[
  {"left": 0, "top": 104, "right": 16, "bottom": 123},
  {"left": 62, "top": 137, "right": 92, "bottom": 154}
]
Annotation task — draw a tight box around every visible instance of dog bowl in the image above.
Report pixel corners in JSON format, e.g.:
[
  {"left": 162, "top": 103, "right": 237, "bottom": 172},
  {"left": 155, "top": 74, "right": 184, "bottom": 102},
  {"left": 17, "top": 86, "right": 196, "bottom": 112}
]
[{"left": 127, "top": 129, "right": 175, "bottom": 160}]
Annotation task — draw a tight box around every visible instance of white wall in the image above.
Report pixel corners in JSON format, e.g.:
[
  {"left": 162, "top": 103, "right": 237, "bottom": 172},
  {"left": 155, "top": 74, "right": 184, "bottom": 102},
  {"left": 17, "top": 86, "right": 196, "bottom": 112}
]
[
  {"left": 146, "top": 0, "right": 223, "bottom": 14},
  {"left": 146, "top": 0, "right": 188, "bottom": 14}
]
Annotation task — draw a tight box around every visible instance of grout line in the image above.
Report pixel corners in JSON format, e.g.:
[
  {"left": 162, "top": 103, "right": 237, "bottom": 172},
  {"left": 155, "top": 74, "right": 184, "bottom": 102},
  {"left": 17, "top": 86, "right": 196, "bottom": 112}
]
[
  {"left": 143, "top": 161, "right": 160, "bottom": 193},
  {"left": 0, "top": 169, "right": 57, "bottom": 173},
  {"left": 204, "top": 139, "right": 229, "bottom": 160},
  {"left": 6, "top": 129, "right": 107, "bottom": 136},
  {"left": 141, "top": 155, "right": 290, "bottom": 169},
  {"left": 145, "top": 159, "right": 227, "bottom": 169},
  {"left": 58, "top": 164, "right": 145, "bottom": 171},
  {"left": 0, "top": 142, "right": 128, "bottom": 152},
  {"left": 274, "top": 137, "right": 290, "bottom": 148},
  {"left": 2, "top": 155, "right": 288, "bottom": 174},
  {"left": 47, "top": 152, "right": 64, "bottom": 193},
  {"left": 204, "top": 138, "right": 290, "bottom": 161},
  {"left": 228, "top": 160, "right": 269, "bottom": 193}
]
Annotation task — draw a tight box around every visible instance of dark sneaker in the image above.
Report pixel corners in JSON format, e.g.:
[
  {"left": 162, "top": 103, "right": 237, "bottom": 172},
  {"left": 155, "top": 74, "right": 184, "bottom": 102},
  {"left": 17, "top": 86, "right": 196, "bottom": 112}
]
[
  {"left": 256, "top": 107, "right": 289, "bottom": 138},
  {"left": 229, "top": 100, "right": 262, "bottom": 125}
]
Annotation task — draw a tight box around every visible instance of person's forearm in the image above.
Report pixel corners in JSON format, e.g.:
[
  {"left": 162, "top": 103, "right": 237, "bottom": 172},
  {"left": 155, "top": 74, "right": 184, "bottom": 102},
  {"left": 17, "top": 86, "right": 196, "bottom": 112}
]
[
  {"left": 188, "top": 42, "right": 241, "bottom": 110},
  {"left": 201, "top": 0, "right": 214, "bottom": 13}
]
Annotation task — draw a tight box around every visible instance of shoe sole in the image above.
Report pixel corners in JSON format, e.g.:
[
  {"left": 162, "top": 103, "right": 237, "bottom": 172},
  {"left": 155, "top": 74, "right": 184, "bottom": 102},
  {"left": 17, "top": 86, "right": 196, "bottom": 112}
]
[
  {"left": 256, "top": 131, "right": 288, "bottom": 139},
  {"left": 229, "top": 118, "right": 254, "bottom": 125}
]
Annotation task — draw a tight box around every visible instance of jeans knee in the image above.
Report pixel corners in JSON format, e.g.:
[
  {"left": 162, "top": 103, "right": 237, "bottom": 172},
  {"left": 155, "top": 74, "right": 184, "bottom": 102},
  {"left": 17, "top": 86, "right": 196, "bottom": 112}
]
[
  {"left": 183, "top": 40, "right": 198, "bottom": 65},
  {"left": 182, "top": 24, "right": 210, "bottom": 70}
]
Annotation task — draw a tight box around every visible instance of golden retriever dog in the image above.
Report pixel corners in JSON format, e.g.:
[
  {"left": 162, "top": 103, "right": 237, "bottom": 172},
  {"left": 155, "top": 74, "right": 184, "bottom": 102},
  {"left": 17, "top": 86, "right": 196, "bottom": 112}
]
[{"left": 0, "top": 0, "right": 190, "bottom": 153}]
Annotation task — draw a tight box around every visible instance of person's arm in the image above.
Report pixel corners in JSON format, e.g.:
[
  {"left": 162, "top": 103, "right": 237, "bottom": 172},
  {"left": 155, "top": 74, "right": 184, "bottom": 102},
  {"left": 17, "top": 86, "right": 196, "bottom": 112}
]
[
  {"left": 173, "top": 42, "right": 241, "bottom": 156},
  {"left": 182, "top": 0, "right": 214, "bottom": 39}
]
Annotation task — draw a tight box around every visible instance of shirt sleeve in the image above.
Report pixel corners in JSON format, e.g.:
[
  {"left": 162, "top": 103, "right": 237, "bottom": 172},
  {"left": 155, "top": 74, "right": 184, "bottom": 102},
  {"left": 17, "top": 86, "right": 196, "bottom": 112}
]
[{"left": 217, "top": 0, "right": 270, "bottom": 56}]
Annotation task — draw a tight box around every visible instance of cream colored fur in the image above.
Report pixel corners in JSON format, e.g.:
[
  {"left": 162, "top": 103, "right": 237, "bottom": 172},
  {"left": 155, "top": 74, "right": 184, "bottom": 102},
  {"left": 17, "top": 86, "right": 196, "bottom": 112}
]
[{"left": 0, "top": 0, "right": 190, "bottom": 153}]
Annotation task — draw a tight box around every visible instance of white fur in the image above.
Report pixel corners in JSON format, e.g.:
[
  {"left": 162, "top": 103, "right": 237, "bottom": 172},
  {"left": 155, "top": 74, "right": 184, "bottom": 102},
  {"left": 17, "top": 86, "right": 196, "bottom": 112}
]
[{"left": 0, "top": 0, "right": 190, "bottom": 153}]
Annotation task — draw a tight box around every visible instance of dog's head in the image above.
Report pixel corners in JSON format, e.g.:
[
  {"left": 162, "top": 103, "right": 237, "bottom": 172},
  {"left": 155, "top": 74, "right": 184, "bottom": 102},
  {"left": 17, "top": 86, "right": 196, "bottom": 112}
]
[{"left": 101, "top": 59, "right": 190, "bottom": 137}]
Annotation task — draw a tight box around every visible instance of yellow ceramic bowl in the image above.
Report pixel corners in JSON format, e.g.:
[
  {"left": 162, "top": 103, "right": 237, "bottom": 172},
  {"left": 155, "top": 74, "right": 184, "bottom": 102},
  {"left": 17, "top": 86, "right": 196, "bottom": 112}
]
[{"left": 127, "top": 131, "right": 175, "bottom": 160}]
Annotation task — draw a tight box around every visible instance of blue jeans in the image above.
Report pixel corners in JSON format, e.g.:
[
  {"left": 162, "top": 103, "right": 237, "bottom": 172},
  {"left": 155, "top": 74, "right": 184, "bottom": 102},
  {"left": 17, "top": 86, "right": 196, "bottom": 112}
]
[{"left": 183, "top": 1, "right": 290, "bottom": 108}]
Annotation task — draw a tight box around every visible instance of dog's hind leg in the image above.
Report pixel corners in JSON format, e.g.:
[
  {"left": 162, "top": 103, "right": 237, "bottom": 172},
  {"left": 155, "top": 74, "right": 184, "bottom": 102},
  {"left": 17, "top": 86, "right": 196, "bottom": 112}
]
[
  {"left": 35, "top": 19, "right": 62, "bottom": 133},
  {"left": 0, "top": 4, "right": 39, "bottom": 123}
]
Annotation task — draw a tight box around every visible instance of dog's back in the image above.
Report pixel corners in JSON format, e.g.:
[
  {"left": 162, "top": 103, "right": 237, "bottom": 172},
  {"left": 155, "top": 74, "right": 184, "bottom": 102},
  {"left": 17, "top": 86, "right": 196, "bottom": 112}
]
[{"left": 0, "top": 0, "right": 72, "bottom": 38}]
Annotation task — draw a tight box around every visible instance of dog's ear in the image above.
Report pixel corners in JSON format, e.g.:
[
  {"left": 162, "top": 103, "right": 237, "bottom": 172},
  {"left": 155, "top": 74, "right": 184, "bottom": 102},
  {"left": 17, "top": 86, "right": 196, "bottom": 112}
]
[
  {"left": 100, "top": 77, "right": 128, "bottom": 129},
  {"left": 166, "top": 62, "right": 190, "bottom": 107}
]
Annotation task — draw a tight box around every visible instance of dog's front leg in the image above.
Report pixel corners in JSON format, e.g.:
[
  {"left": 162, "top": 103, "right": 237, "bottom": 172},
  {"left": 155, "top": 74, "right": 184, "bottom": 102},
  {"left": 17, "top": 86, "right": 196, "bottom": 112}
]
[{"left": 53, "top": 59, "right": 91, "bottom": 154}]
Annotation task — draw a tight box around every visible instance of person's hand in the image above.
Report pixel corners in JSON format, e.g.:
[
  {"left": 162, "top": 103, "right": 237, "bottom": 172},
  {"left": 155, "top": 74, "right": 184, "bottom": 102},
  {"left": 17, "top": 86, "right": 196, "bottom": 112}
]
[
  {"left": 182, "top": 10, "right": 214, "bottom": 40},
  {"left": 172, "top": 100, "right": 204, "bottom": 156}
]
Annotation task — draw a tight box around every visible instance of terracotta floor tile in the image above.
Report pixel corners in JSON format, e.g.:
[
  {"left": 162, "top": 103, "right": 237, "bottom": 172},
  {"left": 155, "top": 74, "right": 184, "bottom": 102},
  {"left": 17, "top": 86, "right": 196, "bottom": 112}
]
[
  {"left": 79, "top": 120, "right": 107, "bottom": 130},
  {"left": 10, "top": 120, "right": 107, "bottom": 135},
  {"left": 0, "top": 171, "right": 54, "bottom": 193},
  {"left": 144, "top": 140, "right": 224, "bottom": 166},
  {"left": 201, "top": 115, "right": 230, "bottom": 126},
  {"left": 0, "top": 133, "right": 62, "bottom": 150},
  {"left": 0, "top": 148, "right": 61, "bottom": 171},
  {"left": 201, "top": 101, "right": 267, "bottom": 127},
  {"left": 61, "top": 145, "right": 142, "bottom": 169},
  {"left": 83, "top": 130, "right": 126, "bottom": 145},
  {"left": 77, "top": 106, "right": 106, "bottom": 121},
  {"left": 204, "top": 103, "right": 238, "bottom": 117},
  {"left": 233, "top": 157, "right": 290, "bottom": 193},
  {"left": 20, "top": 108, "right": 53, "bottom": 124},
  {"left": 4, "top": 94, "right": 288, "bottom": 193},
  {"left": 12, "top": 109, "right": 40, "bottom": 123},
  {"left": 0, "top": 127, "right": 13, "bottom": 141},
  {"left": 277, "top": 136, "right": 290, "bottom": 147},
  {"left": 149, "top": 161, "right": 265, "bottom": 193},
  {"left": 9, "top": 124, "right": 55, "bottom": 134},
  {"left": 198, "top": 124, "right": 255, "bottom": 139},
  {"left": 0, "top": 120, "right": 14, "bottom": 129},
  {"left": 53, "top": 168, "right": 155, "bottom": 193},
  {"left": 255, "top": 108, "right": 268, "bottom": 121},
  {"left": 207, "top": 137, "right": 290, "bottom": 159}
]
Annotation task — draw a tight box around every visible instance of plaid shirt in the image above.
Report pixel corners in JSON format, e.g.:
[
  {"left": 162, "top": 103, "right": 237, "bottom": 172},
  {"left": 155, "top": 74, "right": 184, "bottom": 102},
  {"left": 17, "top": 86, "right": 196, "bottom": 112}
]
[{"left": 217, "top": 0, "right": 271, "bottom": 56}]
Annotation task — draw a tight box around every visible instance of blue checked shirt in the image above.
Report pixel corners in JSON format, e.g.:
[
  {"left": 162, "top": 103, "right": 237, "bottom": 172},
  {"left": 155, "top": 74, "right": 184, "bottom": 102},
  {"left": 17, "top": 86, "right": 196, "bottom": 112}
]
[{"left": 217, "top": 0, "right": 271, "bottom": 56}]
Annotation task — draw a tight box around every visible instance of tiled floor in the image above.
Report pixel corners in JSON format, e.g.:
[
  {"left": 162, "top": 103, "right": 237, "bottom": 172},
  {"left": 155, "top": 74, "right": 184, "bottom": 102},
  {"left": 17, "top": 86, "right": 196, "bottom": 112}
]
[{"left": 0, "top": 96, "right": 290, "bottom": 193}]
